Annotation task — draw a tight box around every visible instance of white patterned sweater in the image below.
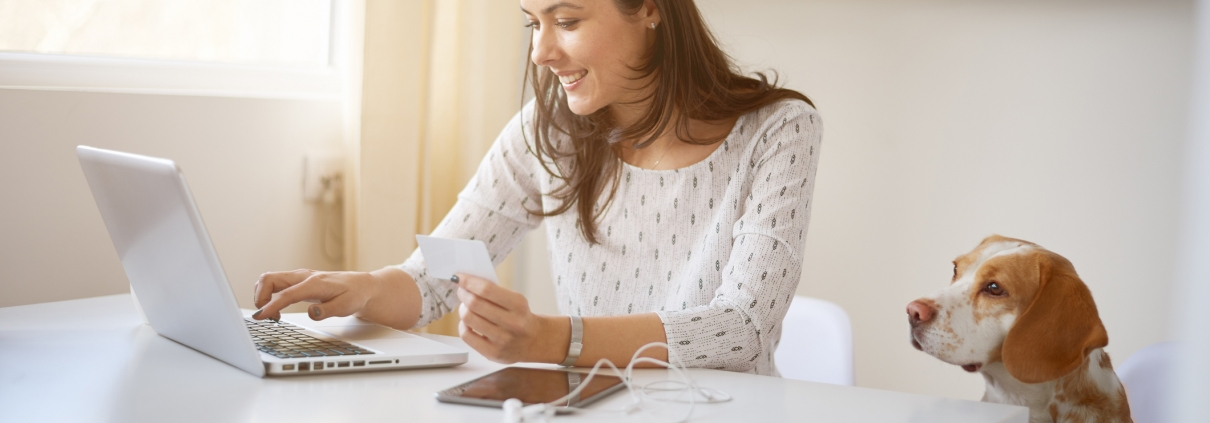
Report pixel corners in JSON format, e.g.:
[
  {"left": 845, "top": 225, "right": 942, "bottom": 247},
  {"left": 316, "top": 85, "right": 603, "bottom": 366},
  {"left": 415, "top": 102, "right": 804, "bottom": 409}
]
[{"left": 398, "top": 99, "right": 822, "bottom": 376}]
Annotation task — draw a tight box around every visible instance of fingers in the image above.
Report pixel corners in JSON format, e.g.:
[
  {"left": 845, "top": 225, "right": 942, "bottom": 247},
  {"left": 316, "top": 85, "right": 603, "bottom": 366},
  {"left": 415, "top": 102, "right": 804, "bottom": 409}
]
[
  {"left": 307, "top": 291, "right": 361, "bottom": 321},
  {"left": 455, "top": 273, "right": 526, "bottom": 312},
  {"left": 459, "top": 320, "right": 504, "bottom": 363},
  {"left": 254, "top": 269, "right": 313, "bottom": 309},
  {"left": 456, "top": 286, "right": 511, "bottom": 324},
  {"left": 254, "top": 274, "right": 339, "bottom": 321},
  {"left": 459, "top": 303, "right": 507, "bottom": 342}
]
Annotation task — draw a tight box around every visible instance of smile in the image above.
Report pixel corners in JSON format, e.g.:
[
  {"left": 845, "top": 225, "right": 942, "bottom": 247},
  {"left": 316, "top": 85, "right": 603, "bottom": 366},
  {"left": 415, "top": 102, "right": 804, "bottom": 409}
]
[{"left": 558, "top": 70, "right": 587, "bottom": 86}]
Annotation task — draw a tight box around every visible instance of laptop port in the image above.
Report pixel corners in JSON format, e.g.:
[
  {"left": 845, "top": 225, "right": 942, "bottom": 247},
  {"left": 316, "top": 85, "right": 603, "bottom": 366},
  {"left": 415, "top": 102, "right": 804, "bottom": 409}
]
[
  {"left": 338, "top": 361, "right": 350, "bottom": 368},
  {"left": 368, "top": 360, "right": 391, "bottom": 365},
  {"left": 353, "top": 361, "right": 365, "bottom": 367},
  {"left": 283, "top": 364, "right": 295, "bottom": 371},
  {"left": 298, "top": 362, "right": 310, "bottom": 371},
  {"left": 314, "top": 362, "right": 324, "bottom": 369}
]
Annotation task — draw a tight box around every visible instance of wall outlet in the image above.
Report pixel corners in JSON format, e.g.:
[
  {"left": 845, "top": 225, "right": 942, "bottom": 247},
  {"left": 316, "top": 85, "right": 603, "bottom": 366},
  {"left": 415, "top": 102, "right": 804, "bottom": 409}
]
[{"left": 303, "top": 151, "right": 344, "bottom": 203}]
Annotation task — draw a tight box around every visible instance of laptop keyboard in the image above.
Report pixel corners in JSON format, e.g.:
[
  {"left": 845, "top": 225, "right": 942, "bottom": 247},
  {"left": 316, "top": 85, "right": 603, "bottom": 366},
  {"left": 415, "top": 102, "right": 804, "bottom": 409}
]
[{"left": 245, "top": 318, "right": 376, "bottom": 359}]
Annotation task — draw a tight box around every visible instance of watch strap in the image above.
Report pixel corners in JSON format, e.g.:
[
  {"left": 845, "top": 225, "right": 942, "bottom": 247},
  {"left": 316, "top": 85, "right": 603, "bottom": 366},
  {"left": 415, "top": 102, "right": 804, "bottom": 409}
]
[{"left": 560, "top": 315, "right": 583, "bottom": 367}]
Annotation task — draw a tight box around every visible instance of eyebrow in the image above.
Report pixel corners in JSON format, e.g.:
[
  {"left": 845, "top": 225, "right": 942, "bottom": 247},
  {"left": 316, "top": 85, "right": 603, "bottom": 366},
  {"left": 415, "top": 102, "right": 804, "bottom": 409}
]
[{"left": 520, "top": 2, "right": 584, "bottom": 15}]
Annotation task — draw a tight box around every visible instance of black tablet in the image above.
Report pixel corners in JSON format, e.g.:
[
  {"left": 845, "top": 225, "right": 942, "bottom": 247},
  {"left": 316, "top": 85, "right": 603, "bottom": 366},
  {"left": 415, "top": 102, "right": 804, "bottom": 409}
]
[{"left": 435, "top": 367, "right": 626, "bottom": 409}]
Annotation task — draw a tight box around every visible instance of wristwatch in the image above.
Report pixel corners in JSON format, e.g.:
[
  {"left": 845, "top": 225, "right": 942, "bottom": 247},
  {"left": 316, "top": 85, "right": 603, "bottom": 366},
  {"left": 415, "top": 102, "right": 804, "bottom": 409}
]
[{"left": 560, "top": 315, "right": 583, "bottom": 367}]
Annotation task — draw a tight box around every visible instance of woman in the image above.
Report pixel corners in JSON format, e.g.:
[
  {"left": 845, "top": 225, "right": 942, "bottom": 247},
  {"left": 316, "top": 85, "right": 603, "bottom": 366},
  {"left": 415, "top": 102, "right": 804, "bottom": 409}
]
[{"left": 253, "top": 0, "right": 821, "bottom": 376}]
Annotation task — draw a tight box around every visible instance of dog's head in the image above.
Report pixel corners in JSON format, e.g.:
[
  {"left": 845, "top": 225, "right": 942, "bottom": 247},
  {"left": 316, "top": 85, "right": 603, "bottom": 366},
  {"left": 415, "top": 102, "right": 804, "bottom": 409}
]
[{"left": 906, "top": 235, "right": 1108, "bottom": 383}]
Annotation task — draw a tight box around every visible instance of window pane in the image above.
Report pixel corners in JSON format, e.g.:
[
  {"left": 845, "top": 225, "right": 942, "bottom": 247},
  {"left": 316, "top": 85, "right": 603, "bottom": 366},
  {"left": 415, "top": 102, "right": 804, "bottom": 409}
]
[{"left": 0, "top": 0, "right": 331, "bottom": 68}]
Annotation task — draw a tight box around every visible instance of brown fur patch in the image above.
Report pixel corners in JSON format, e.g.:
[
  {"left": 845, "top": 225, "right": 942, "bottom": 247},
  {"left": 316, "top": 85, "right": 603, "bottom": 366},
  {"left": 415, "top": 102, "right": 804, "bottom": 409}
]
[
  {"left": 969, "top": 255, "right": 1040, "bottom": 327},
  {"left": 1001, "top": 249, "right": 1108, "bottom": 384},
  {"left": 1048, "top": 353, "right": 1132, "bottom": 422}
]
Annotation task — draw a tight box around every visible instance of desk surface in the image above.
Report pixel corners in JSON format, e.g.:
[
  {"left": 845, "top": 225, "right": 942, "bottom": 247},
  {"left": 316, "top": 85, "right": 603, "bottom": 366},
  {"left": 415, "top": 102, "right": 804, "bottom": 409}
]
[{"left": 0, "top": 295, "right": 1027, "bottom": 422}]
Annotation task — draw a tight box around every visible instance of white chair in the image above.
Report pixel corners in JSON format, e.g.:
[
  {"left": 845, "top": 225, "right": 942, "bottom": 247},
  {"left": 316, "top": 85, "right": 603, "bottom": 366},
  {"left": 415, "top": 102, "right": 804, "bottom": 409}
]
[
  {"left": 1118, "top": 341, "right": 1176, "bottom": 423},
  {"left": 774, "top": 295, "right": 854, "bottom": 386}
]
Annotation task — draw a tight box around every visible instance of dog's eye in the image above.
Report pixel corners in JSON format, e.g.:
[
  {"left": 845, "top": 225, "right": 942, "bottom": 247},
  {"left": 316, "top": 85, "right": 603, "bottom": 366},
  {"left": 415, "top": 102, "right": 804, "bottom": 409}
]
[{"left": 983, "top": 281, "right": 1006, "bottom": 297}]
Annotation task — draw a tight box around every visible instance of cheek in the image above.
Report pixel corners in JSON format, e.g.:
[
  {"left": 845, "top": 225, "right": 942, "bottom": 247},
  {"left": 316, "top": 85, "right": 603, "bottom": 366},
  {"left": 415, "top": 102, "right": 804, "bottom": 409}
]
[
  {"left": 926, "top": 285, "right": 983, "bottom": 343},
  {"left": 578, "top": 31, "right": 646, "bottom": 87},
  {"left": 962, "top": 302, "right": 1016, "bottom": 354}
]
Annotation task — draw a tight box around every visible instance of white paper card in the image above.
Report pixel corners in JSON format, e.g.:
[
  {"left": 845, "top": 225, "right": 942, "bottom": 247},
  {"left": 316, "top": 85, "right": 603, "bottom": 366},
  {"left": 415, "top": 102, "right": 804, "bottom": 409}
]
[{"left": 415, "top": 235, "right": 498, "bottom": 284}]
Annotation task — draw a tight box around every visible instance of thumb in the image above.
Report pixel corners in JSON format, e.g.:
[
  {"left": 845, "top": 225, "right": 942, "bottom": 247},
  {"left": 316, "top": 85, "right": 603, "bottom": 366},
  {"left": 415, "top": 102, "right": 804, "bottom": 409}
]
[
  {"left": 307, "top": 293, "right": 359, "bottom": 321},
  {"left": 308, "top": 304, "right": 325, "bottom": 320}
]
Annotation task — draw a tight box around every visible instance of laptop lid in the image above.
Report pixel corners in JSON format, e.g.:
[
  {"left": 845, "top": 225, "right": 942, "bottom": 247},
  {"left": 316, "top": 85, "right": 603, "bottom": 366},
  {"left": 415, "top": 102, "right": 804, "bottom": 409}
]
[{"left": 76, "top": 146, "right": 265, "bottom": 377}]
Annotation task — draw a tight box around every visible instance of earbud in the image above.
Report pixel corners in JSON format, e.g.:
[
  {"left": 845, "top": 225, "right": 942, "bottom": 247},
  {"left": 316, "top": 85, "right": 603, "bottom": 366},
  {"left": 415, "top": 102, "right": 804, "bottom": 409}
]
[
  {"left": 502, "top": 399, "right": 556, "bottom": 423},
  {"left": 502, "top": 399, "right": 523, "bottom": 423}
]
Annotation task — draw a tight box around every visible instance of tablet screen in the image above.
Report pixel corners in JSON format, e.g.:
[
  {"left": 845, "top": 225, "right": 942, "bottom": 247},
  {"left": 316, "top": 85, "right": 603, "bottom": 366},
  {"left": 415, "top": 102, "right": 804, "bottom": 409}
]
[{"left": 437, "top": 367, "right": 625, "bottom": 407}]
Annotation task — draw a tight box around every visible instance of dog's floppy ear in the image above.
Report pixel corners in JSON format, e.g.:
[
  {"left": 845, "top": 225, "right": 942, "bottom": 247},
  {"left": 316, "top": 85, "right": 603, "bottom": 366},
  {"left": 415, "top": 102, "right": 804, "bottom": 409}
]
[{"left": 1002, "top": 250, "right": 1108, "bottom": 384}]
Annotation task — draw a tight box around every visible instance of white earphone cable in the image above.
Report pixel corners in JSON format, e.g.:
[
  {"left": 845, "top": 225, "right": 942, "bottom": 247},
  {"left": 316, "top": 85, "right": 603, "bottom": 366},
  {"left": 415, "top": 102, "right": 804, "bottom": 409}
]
[{"left": 502, "top": 342, "right": 732, "bottom": 423}]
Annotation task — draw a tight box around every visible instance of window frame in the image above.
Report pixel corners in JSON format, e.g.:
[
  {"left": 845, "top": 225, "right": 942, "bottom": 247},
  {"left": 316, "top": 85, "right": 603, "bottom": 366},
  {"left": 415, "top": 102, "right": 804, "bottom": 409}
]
[{"left": 0, "top": 1, "right": 349, "bottom": 101}]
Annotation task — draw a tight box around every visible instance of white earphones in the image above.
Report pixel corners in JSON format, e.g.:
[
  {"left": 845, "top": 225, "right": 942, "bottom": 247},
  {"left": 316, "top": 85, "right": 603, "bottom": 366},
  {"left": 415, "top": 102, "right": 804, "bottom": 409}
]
[
  {"left": 503, "top": 399, "right": 555, "bottom": 423},
  {"left": 500, "top": 342, "right": 731, "bottom": 423}
]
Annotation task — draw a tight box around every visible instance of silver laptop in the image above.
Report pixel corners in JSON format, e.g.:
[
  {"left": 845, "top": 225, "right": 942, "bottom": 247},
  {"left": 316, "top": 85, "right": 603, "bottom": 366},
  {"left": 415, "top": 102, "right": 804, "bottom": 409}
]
[{"left": 76, "top": 146, "right": 468, "bottom": 377}]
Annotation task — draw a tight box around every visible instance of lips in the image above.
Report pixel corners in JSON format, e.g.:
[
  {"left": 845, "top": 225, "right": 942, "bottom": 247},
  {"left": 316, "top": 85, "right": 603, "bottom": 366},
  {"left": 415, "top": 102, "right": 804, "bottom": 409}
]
[{"left": 962, "top": 363, "right": 983, "bottom": 373}]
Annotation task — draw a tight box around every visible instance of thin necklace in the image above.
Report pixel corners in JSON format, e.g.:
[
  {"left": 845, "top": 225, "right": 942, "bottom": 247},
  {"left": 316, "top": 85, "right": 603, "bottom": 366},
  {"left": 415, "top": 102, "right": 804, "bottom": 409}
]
[{"left": 651, "top": 139, "right": 676, "bottom": 168}]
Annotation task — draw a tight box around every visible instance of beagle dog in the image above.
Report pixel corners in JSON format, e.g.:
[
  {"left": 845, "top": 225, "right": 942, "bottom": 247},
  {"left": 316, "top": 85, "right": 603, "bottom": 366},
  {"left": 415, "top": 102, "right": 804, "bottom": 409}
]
[{"left": 906, "top": 235, "right": 1132, "bottom": 423}]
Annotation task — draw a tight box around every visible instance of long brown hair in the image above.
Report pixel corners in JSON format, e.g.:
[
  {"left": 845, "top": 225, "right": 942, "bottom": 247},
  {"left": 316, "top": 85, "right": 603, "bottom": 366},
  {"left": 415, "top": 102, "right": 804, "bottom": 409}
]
[{"left": 523, "top": 0, "right": 813, "bottom": 244}]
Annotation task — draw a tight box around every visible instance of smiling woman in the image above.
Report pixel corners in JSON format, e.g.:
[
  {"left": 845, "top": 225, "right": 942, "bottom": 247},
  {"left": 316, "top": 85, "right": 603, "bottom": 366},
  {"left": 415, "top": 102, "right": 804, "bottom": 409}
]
[{"left": 252, "top": 0, "right": 822, "bottom": 377}]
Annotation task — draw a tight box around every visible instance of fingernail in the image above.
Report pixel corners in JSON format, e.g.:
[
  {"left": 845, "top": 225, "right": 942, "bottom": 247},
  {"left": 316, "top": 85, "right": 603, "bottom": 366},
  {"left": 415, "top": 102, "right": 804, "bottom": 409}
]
[
  {"left": 450, "top": 275, "right": 460, "bottom": 283},
  {"left": 252, "top": 309, "right": 262, "bottom": 319},
  {"left": 309, "top": 305, "right": 322, "bottom": 319}
]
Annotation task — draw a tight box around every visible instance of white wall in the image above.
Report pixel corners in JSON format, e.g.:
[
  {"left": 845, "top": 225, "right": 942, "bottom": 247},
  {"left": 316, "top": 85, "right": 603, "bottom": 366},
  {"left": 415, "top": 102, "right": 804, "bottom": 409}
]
[
  {"left": 516, "top": 0, "right": 1193, "bottom": 400},
  {"left": 0, "top": 88, "right": 344, "bottom": 309},
  {"left": 703, "top": 0, "right": 1192, "bottom": 399}
]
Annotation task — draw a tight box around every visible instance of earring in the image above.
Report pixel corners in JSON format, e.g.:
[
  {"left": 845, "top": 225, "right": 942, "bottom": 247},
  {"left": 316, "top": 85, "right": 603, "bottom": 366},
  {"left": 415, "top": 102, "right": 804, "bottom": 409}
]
[{"left": 650, "top": 22, "right": 657, "bottom": 30}]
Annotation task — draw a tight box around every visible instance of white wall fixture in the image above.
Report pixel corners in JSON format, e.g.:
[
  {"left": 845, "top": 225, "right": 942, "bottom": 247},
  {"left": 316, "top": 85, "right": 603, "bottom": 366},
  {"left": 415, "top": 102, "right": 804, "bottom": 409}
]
[{"left": 304, "top": 151, "right": 345, "bottom": 204}]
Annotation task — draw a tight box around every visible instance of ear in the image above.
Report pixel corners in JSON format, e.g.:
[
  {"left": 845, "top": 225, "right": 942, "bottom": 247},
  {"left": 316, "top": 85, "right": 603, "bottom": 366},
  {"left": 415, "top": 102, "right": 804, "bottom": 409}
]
[
  {"left": 1001, "top": 251, "right": 1108, "bottom": 383},
  {"left": 640, "top": 0, "right": 661, "bottom": 24}
]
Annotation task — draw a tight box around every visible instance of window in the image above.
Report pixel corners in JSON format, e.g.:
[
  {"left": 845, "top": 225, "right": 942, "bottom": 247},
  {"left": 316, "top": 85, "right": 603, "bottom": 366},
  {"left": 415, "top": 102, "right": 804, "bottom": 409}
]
[{"left": 0, "top": 0, "right": 347, "bottom": 99}]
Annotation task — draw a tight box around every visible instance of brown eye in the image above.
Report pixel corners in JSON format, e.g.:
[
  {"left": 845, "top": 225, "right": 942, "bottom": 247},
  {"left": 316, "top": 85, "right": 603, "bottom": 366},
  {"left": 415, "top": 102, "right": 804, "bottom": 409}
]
[{"left": 983, "top": 281, "right": 1006, "bottom": 297}]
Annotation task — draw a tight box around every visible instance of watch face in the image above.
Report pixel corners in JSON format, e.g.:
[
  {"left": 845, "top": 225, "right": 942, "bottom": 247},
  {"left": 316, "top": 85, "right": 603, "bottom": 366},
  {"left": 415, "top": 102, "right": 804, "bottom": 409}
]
[{"left": 439, "top": 367, "right": 624, "bottom": 406}]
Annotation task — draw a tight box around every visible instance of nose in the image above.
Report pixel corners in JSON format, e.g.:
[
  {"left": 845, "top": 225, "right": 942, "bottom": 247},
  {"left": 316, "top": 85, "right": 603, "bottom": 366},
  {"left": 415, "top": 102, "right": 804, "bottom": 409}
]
[
  {"left": 906, "top": 300, "right": 935, "bottom": 327},
  {"left": 529, "top": 27, "right": 559, "bottom": 66}
]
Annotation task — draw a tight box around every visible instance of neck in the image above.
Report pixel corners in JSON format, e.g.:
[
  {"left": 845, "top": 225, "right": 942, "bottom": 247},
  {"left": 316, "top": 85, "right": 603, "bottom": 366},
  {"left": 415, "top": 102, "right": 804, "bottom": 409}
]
[{"left": 979, "top": 349, "right": 1131, "bottom": 423}]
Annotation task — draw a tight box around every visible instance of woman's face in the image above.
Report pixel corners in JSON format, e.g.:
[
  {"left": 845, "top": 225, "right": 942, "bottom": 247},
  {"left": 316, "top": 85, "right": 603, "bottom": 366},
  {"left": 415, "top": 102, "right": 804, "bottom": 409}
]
[{"left": 521, "top": 0, "right": 659, "bottom": 117}]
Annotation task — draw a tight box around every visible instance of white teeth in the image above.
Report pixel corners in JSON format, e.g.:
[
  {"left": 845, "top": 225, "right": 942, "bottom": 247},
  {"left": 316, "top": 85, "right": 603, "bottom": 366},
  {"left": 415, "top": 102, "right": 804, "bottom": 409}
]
[{"left": 559, "top": 71, "right": 586, "bottom": 85}]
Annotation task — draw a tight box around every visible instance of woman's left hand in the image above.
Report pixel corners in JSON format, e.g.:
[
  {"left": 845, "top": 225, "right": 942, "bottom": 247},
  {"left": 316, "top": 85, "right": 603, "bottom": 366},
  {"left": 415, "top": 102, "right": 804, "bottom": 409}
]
[{"left": 454, "top": 273, "right": 565, "bottom": 364}]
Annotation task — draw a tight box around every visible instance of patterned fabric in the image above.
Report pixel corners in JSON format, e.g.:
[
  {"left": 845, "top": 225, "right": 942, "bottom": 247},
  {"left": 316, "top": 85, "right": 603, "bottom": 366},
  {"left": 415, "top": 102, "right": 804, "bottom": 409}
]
[{"left": 398, "top": 99, "right": 822, "bottom": 376}]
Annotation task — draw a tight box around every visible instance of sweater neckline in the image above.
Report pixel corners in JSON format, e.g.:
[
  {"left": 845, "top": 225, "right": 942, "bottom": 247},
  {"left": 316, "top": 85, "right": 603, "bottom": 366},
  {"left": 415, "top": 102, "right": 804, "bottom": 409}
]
[{"left": 620, "top": 112, "right": 746, "bottom": 175}]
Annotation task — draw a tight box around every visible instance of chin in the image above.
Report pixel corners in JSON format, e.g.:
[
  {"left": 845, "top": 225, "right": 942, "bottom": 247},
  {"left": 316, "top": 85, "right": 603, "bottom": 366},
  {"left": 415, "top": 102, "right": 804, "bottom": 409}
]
[{"left": 564, "top": 96, "right": 603, "bottom": 116}]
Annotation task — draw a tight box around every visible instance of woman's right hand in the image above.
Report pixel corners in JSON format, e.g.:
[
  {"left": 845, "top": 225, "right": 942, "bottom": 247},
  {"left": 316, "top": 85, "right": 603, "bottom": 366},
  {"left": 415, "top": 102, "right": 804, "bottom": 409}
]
[{"left": 252, "top": 269, "right": 381, "bottom": 322}]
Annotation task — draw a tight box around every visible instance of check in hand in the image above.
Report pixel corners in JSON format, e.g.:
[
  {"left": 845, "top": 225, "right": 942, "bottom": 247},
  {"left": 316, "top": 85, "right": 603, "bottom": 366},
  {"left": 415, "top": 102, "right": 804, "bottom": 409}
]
[
  {"left": 252, "top": 269, "right": 379, "bottom": 322},
  {"left": 454, "top": 273, "right": 565, "bottom": 364}
]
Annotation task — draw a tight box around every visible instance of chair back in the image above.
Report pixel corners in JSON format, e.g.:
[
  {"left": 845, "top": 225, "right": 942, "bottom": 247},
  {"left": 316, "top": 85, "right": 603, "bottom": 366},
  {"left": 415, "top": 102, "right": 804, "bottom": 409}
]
[
  {"left": 775, "top": 296, "right": 854, "bottom": 386},
  {"left": 1118, "top": 341, "right": 1176, "bottom": 423}
]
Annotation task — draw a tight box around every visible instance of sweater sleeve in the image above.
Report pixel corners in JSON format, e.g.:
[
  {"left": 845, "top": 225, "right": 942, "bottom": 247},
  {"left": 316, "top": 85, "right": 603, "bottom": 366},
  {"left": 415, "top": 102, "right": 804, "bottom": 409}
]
[
  {"left": 397, "top": 109, "right": 544, "bottom": 329},
  {"left": 656, "top": 101, "right": 822, "bottom": 372}
]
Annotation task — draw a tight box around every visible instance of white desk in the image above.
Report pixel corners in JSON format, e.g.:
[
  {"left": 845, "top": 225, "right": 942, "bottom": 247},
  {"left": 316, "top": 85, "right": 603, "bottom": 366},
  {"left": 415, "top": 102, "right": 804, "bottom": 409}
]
[{"left": 0, "top": 295, "right": 1027, "bottom": 422}]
